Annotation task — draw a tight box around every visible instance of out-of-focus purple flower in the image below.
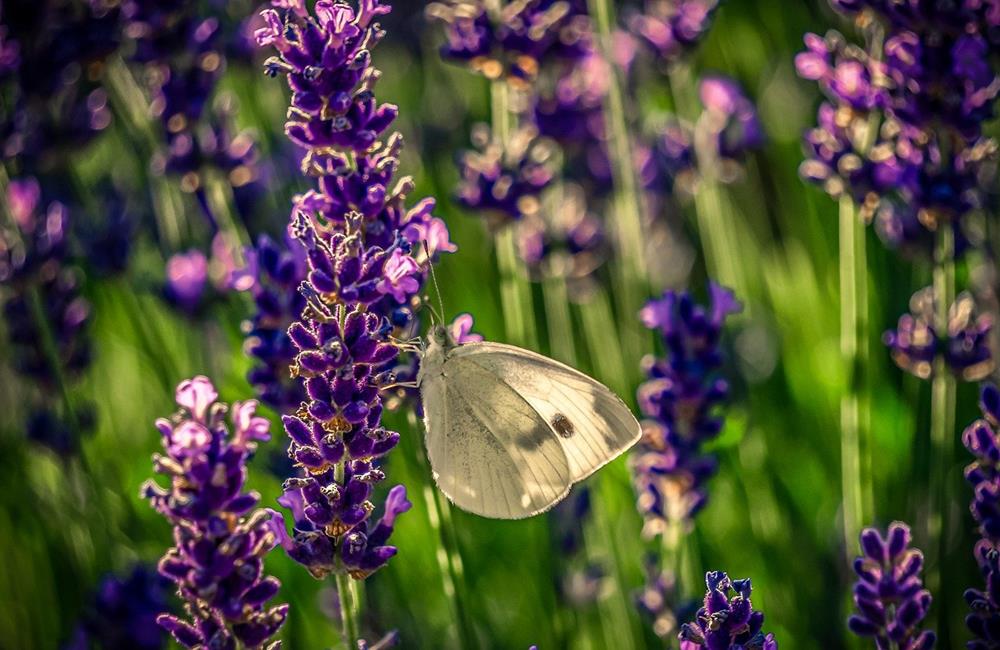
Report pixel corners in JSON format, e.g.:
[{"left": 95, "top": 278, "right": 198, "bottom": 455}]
[
  {"left": 126, "top": 2, "right": 265, "bottom": 231},
  {"left": 0, "top": 0, "right": 120, "bottom": 166},
  {"left": 241, "top": 234, "right": 308, "bottom": 412},
  {"left": 848, "top": 522, "right": 936, "bottom": 650},
  {"left": 66, "top": 565, "right": 170, "bottom": 650},
  {"left": 883, "top": 287, "right": 994, "bottom": 381},
  {"left": 259, "top": 0, "right": 453, "bottom": 584},
  {"left": 652, "top": 77, "right": 764, "bottom": 194},
  {"left": 449, "top": 313, "right": 484, "bottom": 344},
  {"left": 635, "top": 556, "right": 696, "bottom": 639},
  {"left": 1, "top": 179, "right": 93, "bottom": 451},
  {"left": 628, "top": 0, "right": 721, "bottom": 65},
  {"left": 515, "top": 182, "right": 606, "bottom": 290},
  {"left": 533, "top": 49, "right": 608, "bottom": 146},
  {"left": 679, "top": 571, "right": 778, "bottom": 650},
  {"left": 141, "top": 376, "right": 287, "bottom": 649},
  {"left": 631, "top": 283, "right": 741, "bottom": 536},
  {"left": 797, "top": 10, "right": 1000, "bottom": 259},
  {"left": 699, "top": 76, "right": 766, "bottom": 159},
  {"left": 456, "top": 124, "right": 557, "bottom": 229},
  {"left": 427, "top": 0, "right": 593, "bottom": 83},
  {"left": 164, "top": 250, "right": 209, "bottom": 313}
]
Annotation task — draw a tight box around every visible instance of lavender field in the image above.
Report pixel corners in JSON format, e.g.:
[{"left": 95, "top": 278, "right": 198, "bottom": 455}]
[{"left": 2, "top": 0, "right": 998, "bottom": 648}]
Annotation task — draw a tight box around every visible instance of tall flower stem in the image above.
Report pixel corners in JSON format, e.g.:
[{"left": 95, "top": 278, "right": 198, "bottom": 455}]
[
  {"left": 838, "top": 195, "right": 871, "bottom": 558},
  {"left": 491, "top": 79, "right": 539, "bottom": 350},
  {"left": 927, "top": 223, "right": 956, "bottom": 626},
  {"left": 334, "top": 571, "right": 359, "bottom": 648},
  {"left": 332, "top": 459, "right": 361, "bottom": 647},
  {"left": 407, "top": 412, "right": 477, "bottom": 649},
  {"left": 587, "top": 0, "right": 648, "bottom": 371}
]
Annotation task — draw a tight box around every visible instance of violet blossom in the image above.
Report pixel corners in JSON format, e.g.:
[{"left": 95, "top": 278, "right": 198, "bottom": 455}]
[{"left": 142, "top": 376, "right": 288, "bottom": 649}]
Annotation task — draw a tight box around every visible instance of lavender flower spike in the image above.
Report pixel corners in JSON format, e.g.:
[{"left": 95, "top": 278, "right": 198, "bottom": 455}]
[
  {"left": 679, "top": 571, "right": 778, "bottom": 649},
  {"left": 142, "top": 376, "right": 288, "bottom": 649},
  {"left": 631, "top": 282, "right": 741, "bottom": 535},
  {"left": 963, "top": 383, "right": 1000, "bottom": 646},
  {"left": 848, "top": 522, "right": 935, "bottom": 650},
  {"left": 257, "top": 0, "right": 452, "bottom": 585}
]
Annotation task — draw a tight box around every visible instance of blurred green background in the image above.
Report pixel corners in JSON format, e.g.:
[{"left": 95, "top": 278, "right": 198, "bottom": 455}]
[{"left": 0, "top": 0, "right": 987, "bottom": 648}]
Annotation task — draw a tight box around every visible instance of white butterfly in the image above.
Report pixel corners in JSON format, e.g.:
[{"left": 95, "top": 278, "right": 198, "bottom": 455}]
[{"left": 417, "top": 324, "right": 641, "bottom": 519}]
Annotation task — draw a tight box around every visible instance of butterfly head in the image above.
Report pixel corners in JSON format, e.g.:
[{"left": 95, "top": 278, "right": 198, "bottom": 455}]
[{"left": 426, "top": 324, "right": 458, "bottom": 352}]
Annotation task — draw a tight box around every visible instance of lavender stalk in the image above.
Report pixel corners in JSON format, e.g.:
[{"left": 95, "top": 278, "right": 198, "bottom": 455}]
[{"left": 587, "top": 0, "right": 648, "bottom": 371}]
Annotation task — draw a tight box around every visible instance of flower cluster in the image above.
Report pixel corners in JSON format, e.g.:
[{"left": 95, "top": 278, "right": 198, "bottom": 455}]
[
  {"left": 882, "top": 286, "right": 993, "bottom": 382},
  {"left": 0, "top": 0, "right": 119, "bottom": 167},
  {"left": 963, "top": 383, "right": 1000, "bottom": 645},
  {"left": 241, "top": 234, "right": 308, "bottom": 412},
  {"left": 627, "top": 0, "right": 722, "bottom": 65},
  {"left": 679, "top": 571, "right": 778, "bottom": 650},
  {"left": 797, "top": 7, "right": 1000, "bottom": 255},
  {"left": 456, "top": 123, "right": 558, "bottom": 228},
  {"left": 431, "top": 0, "right": 611, "bottom": 287},
  {"left": 426, "top": 0, "right": 591, "bottom": 84},
  {"left": 0, "top": 177, "right": 92, "bottom": 454},
  {"left": 124, "top": 0, "right": 264, "bottom": 230},
  {"left": 631, "top": 283, "right": 741, "bottom": 536},
  {"left": 142, "top": 376, "right": 288, "bottom": 649},
  {"left": 66, "top": 565, "right": 170, "bottom": 650},
  {"left": 654, "top": 76, "right": 766, "bottom": 193},
  {"left": 848, "top": 522, "right": 935, "bottom": 650},
  {"left": 256, "top": 0, "right": 450, "bottom": 580},
  {"left": 635, "top": 556, "right": 696, "bottom": 640}
]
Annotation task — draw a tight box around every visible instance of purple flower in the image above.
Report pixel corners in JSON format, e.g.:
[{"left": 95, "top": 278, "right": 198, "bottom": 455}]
[
  {"left": 797, "top": 10, "right": 1000, "bottom": 258},
  {"left": 164, "top": 250, "right": 209, "bottom": 313},
  {"left": 962, "top": 383, "right": 1000, "bottom": 647},
  {"left": 966, "top": 539, "right": 1000, "bottom": 649},
  {"left": 964, "top": 384, "right": 1000, "bottom": 540},
  {"left": 449, "top": 313, "right": 484, "bottom": 344},
  {"left": 0, "top": 1, "right": 119, "bottom": 166},
  {"left": 883, "top": 287, "right": 994, "bottom": 381},
  {"left": 456, "top": 124, "right": 557, "bottom": 228},
  {"left": 635, "top": 557, "right": 695, "bottom": 639},
  {"left": 679, "top": 571, "right": 778, "bottom": 650},
  {"left": 428, "top": 0, "right": 593, "bottom": 83},
  {"left": 848, "top": 522, "right": 936, "bottom": 650},
  {"left": 142, "top": 376, "right": 287, "bottom": 649},
  {"left": 241, "top": 234, "right": 309, "bottom": 412},
  {"left": 66, "top": 565, "right": 170, "bottom": 650},
  {"left": 631, "top": 283, "right": 741, "bottom": 535},
  {"left": 514, "top": 183, "right": 607, "bottom": 286},
  {"left": 258, "top": 0, "right": 454, "bottom": 584},
  {"left": 1, "top": 179, "right": 92, "bottom": 451},
  {"left": 628, "top": 0, "right": 721, "bottom": 65},
  {"left": 698, "top": 76, "right": 766, "bottom": 159},
  {"left": 377, "top": 249, "right": 422, "bottom": 303}
]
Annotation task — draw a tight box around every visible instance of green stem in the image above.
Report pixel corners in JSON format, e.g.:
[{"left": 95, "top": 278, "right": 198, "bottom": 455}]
[
  {"left": 489, "top": 78, "right": 539, "bottom": 350},
  {"left": 408, "top": 413, "right": 477, "bottom": 648},
  {"left": 928, "top": 224, "right": 956, "bottom": 627},
  {"left": 578, "top": 288, "right": 629, "bottom": 397},
  {"left": 838, "top": 196, "right": 867, "bottom": 556},
  {"left": 587, "top": 0, "right": 648, "bottom": 372},
  {"left": 542, "top": 275, "right": 577, "bottom": 366},
  {"left": 334, "top": 571, "right": 359, "bottom": 649}
]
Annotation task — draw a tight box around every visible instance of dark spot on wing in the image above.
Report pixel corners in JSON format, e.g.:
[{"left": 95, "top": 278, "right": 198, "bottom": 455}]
[{"left": 551, "top": 413, "right": 575, "bottom": 438}]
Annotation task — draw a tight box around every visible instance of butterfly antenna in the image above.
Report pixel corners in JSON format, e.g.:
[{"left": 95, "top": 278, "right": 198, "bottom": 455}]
[{"left": 424, "top": 240, "right": 447, "bottom": 325}]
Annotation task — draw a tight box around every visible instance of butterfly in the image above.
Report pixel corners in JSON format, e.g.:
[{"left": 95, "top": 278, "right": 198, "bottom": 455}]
[{"left": 416, "top": 324, "right": 641, "bottom": 519}]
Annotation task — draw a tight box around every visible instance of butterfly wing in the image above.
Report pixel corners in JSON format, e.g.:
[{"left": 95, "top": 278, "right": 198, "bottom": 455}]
[
  {"left": 446, "top": 342, "right": 642, "bottom": 482},
  {"left": 421, "top": 345, "right": 573, "bottom": 519}
]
